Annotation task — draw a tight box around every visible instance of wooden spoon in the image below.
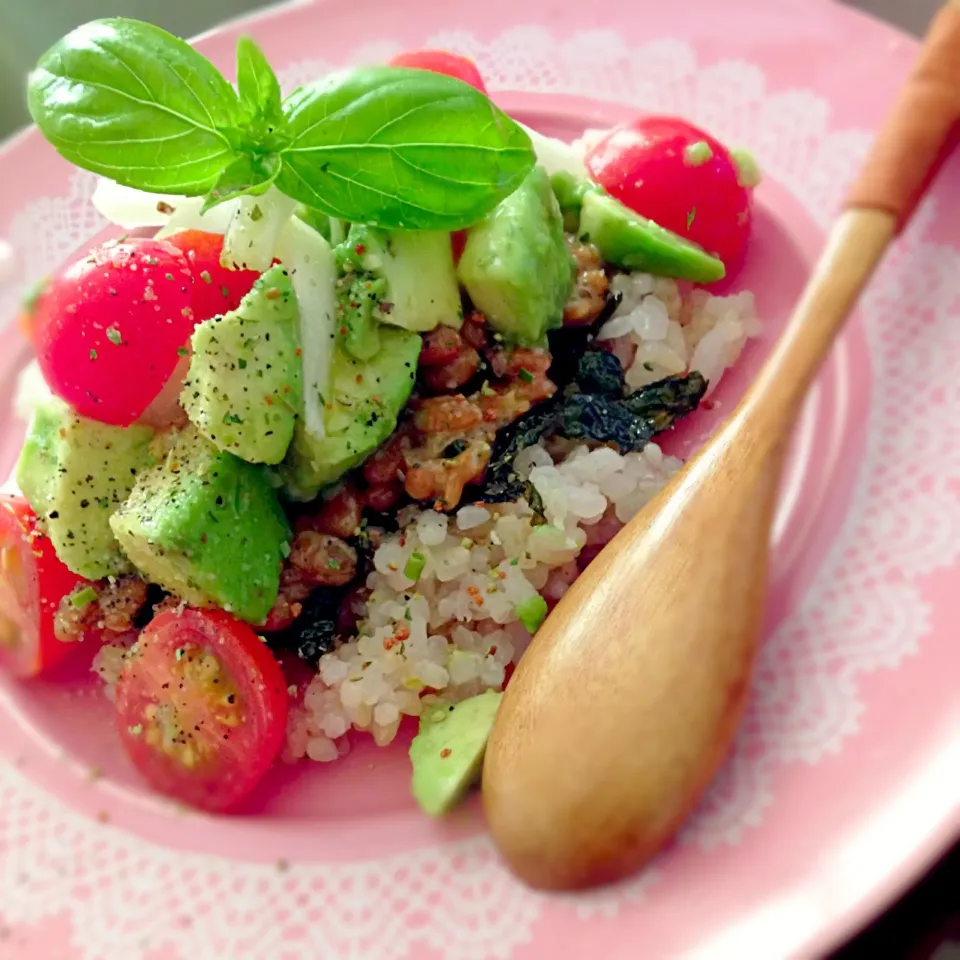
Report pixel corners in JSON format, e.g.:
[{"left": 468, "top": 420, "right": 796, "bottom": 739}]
[{"left": 483, "top": 1, "right": 960, "bottom": 891}]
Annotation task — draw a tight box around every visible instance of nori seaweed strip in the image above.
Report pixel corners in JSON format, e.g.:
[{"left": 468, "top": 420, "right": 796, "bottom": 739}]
[
  {"left": 475, "top": 397, "right": 562, "bottom": 507},
  {"left": 476, "top": 370, "right": 706, "bottom": 506},
  {"left": 620, "top": 371, "right": 707, "bottom": 422},
  {"left": 559, "top": 393, "right": 656, "bottom": 452},
  {"left": 546, "top": 291, "right": 620, "bottom": 388},
  {"left": 574, "top": 350, "right": 626, "bottom": 398}
]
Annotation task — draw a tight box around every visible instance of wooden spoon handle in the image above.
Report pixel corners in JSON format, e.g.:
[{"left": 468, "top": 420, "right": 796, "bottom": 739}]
[
  {"left": 744, "top": 0, "right": 960, "bottom": 439},
  {"left": 847, "top": 0, "right": 960, "bottom": 230}
]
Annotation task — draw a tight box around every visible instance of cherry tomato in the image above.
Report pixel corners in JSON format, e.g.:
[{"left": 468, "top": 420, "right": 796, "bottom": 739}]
[
  {"left": 33, "top": 238, "right": 196, "bottom": 426},
  {"left": 451, "top": 230, "right": 468, "bottom": 263},
  {"left": 165, "top": 230, "right": 259, "bottom": 322},
  {"left": 388, "top": 50, "right": 488, "bottom": 95},
  {"left": 585, "top": 116, "right": 759, "bottom": 268},
  {"left": 0, "top": 495, "right": 90, "bottom": 677},
  {"left": 115, "top": 608, "right": 288, "bottom": 812}
]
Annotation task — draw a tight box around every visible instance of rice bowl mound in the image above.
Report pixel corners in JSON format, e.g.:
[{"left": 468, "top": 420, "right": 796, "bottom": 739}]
[{"left": 283, "top": 277, "right": 761, "bottom": 762}]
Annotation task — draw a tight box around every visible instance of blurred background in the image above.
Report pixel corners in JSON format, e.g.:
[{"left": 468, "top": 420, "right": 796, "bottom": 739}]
[{"left": 0, "top": 0, "right": 943, "bottom": 137}]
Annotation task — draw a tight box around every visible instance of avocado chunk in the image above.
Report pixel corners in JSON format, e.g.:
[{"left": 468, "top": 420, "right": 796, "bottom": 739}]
[
  {"left": 578, "top": 190, "right": 726, "bottom": 283},
  {"left": 410, "top": 690, "right": 503, "bottom": 817},
  {"left": 457, "top": 166, "right": 574, "bottom": 345},
  {"left": 182, "top": 265, "right": 302, "bottom": 465},
  {"left": 110, "top": 428, "right": 289, "bottom": 623},
  {"left": 280, "top": 327, "right": 421, "bottom": 501},
  {"left": 16, "top": 399, "right": 155, "bottom": 579},
  {"left": 549, "top": 170, "right": 601, "bottom": 232},
  {"left": 335, "top": 224, "right": 462, "bottom": 357}
]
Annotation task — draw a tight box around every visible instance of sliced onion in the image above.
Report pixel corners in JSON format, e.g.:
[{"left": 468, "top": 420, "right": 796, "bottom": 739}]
[
  {"left": 517, "top": 123, "right": 589, "bottom": 179},
  {"left": 275, "top": 216, "right": 337, "bottom": 441},
  {"left": 221, "top": 189, "right": 297, "bottom": 272},
  {"left": 92, "top": 178, "right": 242, "bottom": 237},
  {"left": 92, "top": 179, "right": 197, "bottom": 229}
]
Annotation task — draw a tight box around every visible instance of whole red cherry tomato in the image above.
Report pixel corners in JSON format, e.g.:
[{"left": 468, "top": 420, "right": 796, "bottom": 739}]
[
  {"left": 388, "top": 50, "right": 488, "bottom": 95},
  {"left": 585, "top": 116, "right": 760, "bottom": 269},
  {"left": 32, "top": 237, "right": 196, "bottom": 426}
]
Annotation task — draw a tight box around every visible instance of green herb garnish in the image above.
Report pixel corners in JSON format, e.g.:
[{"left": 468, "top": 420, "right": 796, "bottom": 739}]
[
  {"left": 69, "top": 586, "right": 97, "bottom": 609},
  {"left": 515, "top": 593, "right": 547, "bottom": 633},
  {"left": 106, "top": 326, "right": 122, "bottom": 345},
  {"left": 404, "top": 551, "right": 427, "bottom": 581},
  {"left": 518, "top": 368, "right": 534, "bottom": 383},
  {"left": 27, "top": 18, "right": 535, "bottom": 230}
]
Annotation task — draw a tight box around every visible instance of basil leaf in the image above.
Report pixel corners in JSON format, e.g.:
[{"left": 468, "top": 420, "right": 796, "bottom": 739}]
[
  {"left": 277, "top": 67, "right": 535, "bottom": 230},
  {"left": 202, "top": 153, "right": 281, "bottom": 212},
  {"left": 27, "top": 18, "right": 243, "bottom": 195},
  {"left": 236, "top": 36, "right": 282, "bottom": 124}
]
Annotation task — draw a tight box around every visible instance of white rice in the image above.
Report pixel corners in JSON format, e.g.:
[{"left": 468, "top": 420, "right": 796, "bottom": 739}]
[
  {"left": 596, "top": 273, "right": 761, "bottom": 395},
  {"left": 284, "top": 441, "right": 682, "bottom": 761}
]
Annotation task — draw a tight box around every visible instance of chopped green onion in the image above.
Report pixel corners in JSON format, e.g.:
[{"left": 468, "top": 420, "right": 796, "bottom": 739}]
[
  {"left": 69, "top": 586, "right": 97, "bottom": 609},
  {"left": 404, "top": 551, "right": 427, "bottom": 581},
  {"left": 515, "top": 593, "right": 548, "bottom": 633},
  {"left": 518, "top": 368, "right": 534, "bottom": 383},
  {"left": 106, "top": 326, "right": 122, "bottom": 345},
  {"left": 89, "top": 349, "right": 98, "bottom": 361}
]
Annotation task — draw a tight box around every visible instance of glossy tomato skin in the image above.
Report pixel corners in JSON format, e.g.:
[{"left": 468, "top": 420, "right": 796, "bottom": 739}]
[
  {"left": 115, "top": 609, "right": 288, "bottom": 812},
  {"left": 0, "top": 495, "right": 89, "bottom": 677},
  {"left": 388, "top": 50, "right": 488, "bottom": 94},
  {"left": 585, "top": 116, "right": 755, "bottom": 268},
  {"left": 165, "top": 230, "right": 259, "bottom": 322},
  {"left": 33, "top": 238, "right": 195, "bottom": 426}
]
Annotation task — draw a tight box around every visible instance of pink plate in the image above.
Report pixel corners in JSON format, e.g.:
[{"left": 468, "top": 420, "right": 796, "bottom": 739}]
[{"left": 1, "top": 0, "right": 959, "bottom": 957}]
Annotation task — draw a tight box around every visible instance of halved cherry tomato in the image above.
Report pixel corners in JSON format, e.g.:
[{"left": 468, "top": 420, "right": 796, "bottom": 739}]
[
  {"left": 585, "top": 116, "right": 759, "bottom": 268},
  {"left": 165, "top": 230, "right": 260, "bottom": 322},
  {"left": 115, "top": 608, "right": 288, "bottom": 812},
  {"left": 0, "top": 495, "right": 90, "bottom": 677},
  {"left": 388, "top": 50, "right": 488, "bottom": 95},
  {"left": 33, "top": 238, "right": 196, "bottom": 426}
]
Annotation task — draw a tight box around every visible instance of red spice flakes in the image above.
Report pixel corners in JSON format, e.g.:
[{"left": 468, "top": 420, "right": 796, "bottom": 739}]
[
  {"left": 339, "top": 326, "right": 348, "bottom": 336},
  {"left": 283, "top": 385, "right": 291, "bottom": 394},
  {"left": 295, "top": 348, "right": 302, "bottom": 357},
  {"left": 488, "top": 646, "right": 498, "bottom": 656},
  {"left": 466, "top": 586, "right": 485, "bottom": 607},
  {"left": 265, "top": 287, "right": 281, "bottom": 300},
  {"left": 355, "top": 374, "right": 364, "bottom": 384},
  {"left": 264, "top": 395, "right": 274, "bottom": 406},
  {"left": 440, "top": 748, "right": 452, "bottom": 759},
  {"left": 395, "top": 625, "right": 410, "bottom": 642},
  {"left": 354, "top": 243, "right": 366, "bottom": 255}
]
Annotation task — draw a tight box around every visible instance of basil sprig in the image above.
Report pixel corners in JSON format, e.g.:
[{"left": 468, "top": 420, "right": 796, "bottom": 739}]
[{"left": 27, "top": 18, "right": 535, "bottom": 230}]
